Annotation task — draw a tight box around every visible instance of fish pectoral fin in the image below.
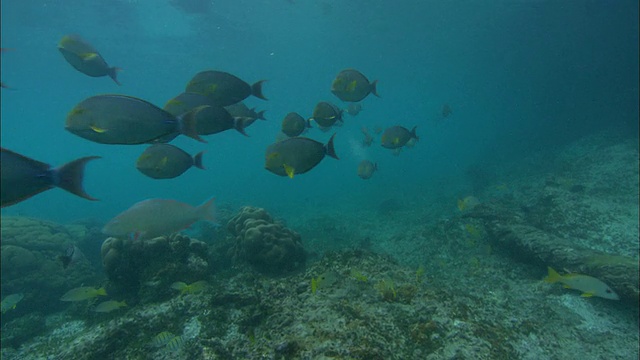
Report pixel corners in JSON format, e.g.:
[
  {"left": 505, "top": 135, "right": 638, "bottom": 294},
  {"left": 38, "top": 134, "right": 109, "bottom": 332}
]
[
  {"left": 347, "top": 80, "right": 357, "bottom": 92},
  {"left": 580, "top": 292, "right": 594, "bottom": 298},
  {"left": 79, "top": 52, "right": 99, "bottom": 61},
  {"left": 90, "top": 124, "right": 108, "bottom": 133},
  {"left": 283, "top": 164, "right": 295, "bottom": 178},
  {"left": 562, "top": 284, "right": 572, "bottom": 289}
]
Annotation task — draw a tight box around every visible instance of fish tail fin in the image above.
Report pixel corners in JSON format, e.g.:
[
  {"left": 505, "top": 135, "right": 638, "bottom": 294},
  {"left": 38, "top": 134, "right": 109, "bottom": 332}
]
[
  {"left": 251, "top": 80, "right": 268, "bottom": 100},
  {"left": 109, "top": 67, "right": 122, "bottom": 86},
  {"left": 180, "top": 106, "right": 208, "bottom": 143},
  {"left": 233, "top": 117, "right": 250, "bottom": 137},
  {"left": 325, "top": 133, "right": 339, "bottom": 160},
  {"left": 194, "top": 151, "right": 205, "bottom": 170},
  {"left": 256, "top": 109, "right": 267, "bottom": 121},
  {"left": 410, "top": 126, "right": 419, "bottom": 141},
  {"left": 370, "top": 80, "right": 380, "bottom": 97},
  {"left": 53, "top": 156, "right": 101, "bottom": 201},
  {"left": 544, "top": 267, "right": 562, "bottom": 283},
  {"left": 197, "top": 197, "right": 217, "bottom": 223},
  {"left": 96, "top": 287, "right": 107, "bottom": 296}
]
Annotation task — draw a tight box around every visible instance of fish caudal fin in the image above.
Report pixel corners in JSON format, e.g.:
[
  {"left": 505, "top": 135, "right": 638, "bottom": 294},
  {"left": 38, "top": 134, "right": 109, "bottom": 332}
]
[
  {"left": 410, "top": 126, "right": 419, "bottom": 141},
  {"left": 109, "top": 67, "right": 122, "bottom": 85},
  {"left": 370, "top": 80, "right": 380, "bottom": 98},
  {"left": 53, "top": 156, "right": 101, "bottom": 201},
  {"left": 256, "top": 109, "right": 267, "bottom": 121},
  {"left": 180, "top": 106, "right": 208, "bottom": 143},
  {"left": 325, "top": 133, "right": 339, "bottom": 160},
  {"left": 251, "top": 80, "right": 268, "bottom": 100},
  {"left": 194, "top": 151, "right": 205, "bottom": 170},
  {"left": 196, "top": 197, "right": 217, "bottom": 223},
  {"left": 544, "top": 267, "right": 562, "bottom": 283}
]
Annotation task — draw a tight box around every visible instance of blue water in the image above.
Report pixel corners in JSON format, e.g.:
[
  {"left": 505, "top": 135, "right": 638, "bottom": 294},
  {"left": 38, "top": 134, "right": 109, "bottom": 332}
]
[{"left": 1, "top": 1, "right": 638, "bottom": 222}]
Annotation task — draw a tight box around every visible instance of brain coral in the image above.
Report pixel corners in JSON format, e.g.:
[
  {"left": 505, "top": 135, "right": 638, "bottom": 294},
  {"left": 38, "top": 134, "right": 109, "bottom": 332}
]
[{"left": 227, "top": 207, "right": 305, "bottom": 273}]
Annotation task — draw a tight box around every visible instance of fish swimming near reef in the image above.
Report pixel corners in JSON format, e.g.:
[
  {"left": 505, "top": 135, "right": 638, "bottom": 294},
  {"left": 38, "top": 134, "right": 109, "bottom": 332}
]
[
  {"left": 1, "top": 148, "right": 100, "bottom": 208},
  {"left": 344, "top": 102, "right": 363, "bottom": 116},
  {"left": 58, "top": 244, "right": 85, "bottom": 269},
  {"left": 361, "top": 126, "right": 374, "bottom": 147},
  {"left": 331, "top": 69, "right": 379, "bottom": 102},
  {"left": 310, "top": 102, "right": 343, "bottom": 129},
  {"left": 185, "top": 70, "right": 267, "bottom": 106},
  {"left": 66, "top": 94, "right": 207, "bottom": 144},
  {"left": 57, "top": 34, "right": 121, "bottom": 85},
  {"left": 151, "top": 331, "right": 176, "bottom": 348},
  {"left": 170, "top": 280, "right": 208, "bottom": 294},
  {"left": 457, "top": 196, "right": 480, "bottom": 211},
  {"left": 281, "top": 112, "right": 310, "bottom": 137},
  {"left": 265, "top": 134, "right": 339, "bottom": 178},
  {"left": 225, "top": 102, "right": 267, "bottom": 128},
  {"left": 60, "top": 286, "right": 107, "bottom": 302},
  {"left": 94, "top": 300, "right": 127, "bottom": 313},
  {"left": 1, "top": 293, "right": 24, "bottom": 313},
  {"left": 136, "top": 144, "right": 205, "bottom": 179},
  {"left": 357, "top": 160, "right": 377, "bottom": 179},
  {"left": 311, "top": 270, "right": 339, "bottom": 294},
  {"left": 102, "top": 197, "right": 217, "bottom": 240},
  {"left": 544, "top": 267, "right": 619, "bottom": 300},
  {"left": 380, "top": 126, "right": 418, "bottom": 149}
]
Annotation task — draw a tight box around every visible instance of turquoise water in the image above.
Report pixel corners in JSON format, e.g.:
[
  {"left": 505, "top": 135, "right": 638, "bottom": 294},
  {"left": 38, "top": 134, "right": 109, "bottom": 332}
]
[
  {"left": 1, "top": 1, "right": 638, "bottom": 359},
  {"left": 2, "top": 1, "right": 636, "bottom": 222}
]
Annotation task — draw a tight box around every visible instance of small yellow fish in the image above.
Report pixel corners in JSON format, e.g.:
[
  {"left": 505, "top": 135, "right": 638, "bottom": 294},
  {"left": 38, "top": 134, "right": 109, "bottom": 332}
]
[
  {"left": 457, "top": 196, "right": 480, "bottom": 211},
  {"left": 151, "top": 331, "right": 175, "bottom": 347},
  {"left": 165, "top": 335, "right": 185, "bottom": 352},
  {"left": 94, "top": 300, "right": 127, "bottom": 313},
  {"left": 465, "top": 224, "right": 480, "bottom": 238},
  {"left": 1, "top": 293, "right": 24, "bottom": 313},
  {"left": 170, "top": 280, "right": 208, "bottom": 294},
  {"left": 544, "top": 267, "right": 619, "bottom": 300},
  {"left": 60, "top": 286, "right": 107, "bottom": 302},
  {"left": 311, "top": 271, "right": 338, "bottom": 294},
  {"left": 350, "top": 269, "right": 368, "bottom": 282}
]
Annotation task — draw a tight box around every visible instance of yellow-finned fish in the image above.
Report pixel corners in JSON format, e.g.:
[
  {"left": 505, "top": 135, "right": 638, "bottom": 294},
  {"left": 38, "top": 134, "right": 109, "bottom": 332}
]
[
  {"left": 170, "top": 280, "right": 208, "bottom": 294},
  {"left": 94, "top": 300, "right": 127, "bottom": 313},
  {"left": 544, "top": 267, "right": 619, "bottom": 300},
  {"left": 60, "top": 286, "right": 107, "bottom": 302},
  {"left": 1, "top": 293, "right": 24, "bottom": 313}
]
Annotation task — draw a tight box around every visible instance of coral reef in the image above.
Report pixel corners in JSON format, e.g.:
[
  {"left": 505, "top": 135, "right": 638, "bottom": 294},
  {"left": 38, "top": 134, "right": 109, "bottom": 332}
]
[
  {"left": 227, "top": 206, "right": 305, "bottom": 274},
  {"left": 100, "top": 233, "right": 211, "bottom": 302},
  {"left": 0, "top": 217, "right": 101, "bottom": 311}
]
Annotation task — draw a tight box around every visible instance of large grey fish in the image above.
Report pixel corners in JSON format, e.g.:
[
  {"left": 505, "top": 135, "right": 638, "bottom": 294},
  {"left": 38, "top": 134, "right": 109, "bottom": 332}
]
[
  {"left": 57, "top": 35, "right": 121, "bottom": 85},
  {"left": 136, "top": 144, "right": 204, "bottom": 179},
  {"left": 265, "top": 134, "right": 338, "bottom": 178},
  {"left": 310, "top": 102, "right": 343, "bottom": 129},
  {"left": 65, "top": 95, "right": 206, "bottom": 144},
  {"left": 281, "top": 112, "right": 309, "bottom": 137},
  {"left": 380, "top": 126, "right": 418, "bottom": 149},
  {"left": 185, "top": 70, "right": 267, "bottom": 106},
  {"left": 357, "top": 160, "right": 377, "bottom": 179},
  {"left": 331, "top": 69, "right": 379, "bottom": 102},
  {"left": 1, "top": 148, "right": 99, "bottom": 208},
  {"left": 103, "top": 197, "right": 217, "bottom": 240}
]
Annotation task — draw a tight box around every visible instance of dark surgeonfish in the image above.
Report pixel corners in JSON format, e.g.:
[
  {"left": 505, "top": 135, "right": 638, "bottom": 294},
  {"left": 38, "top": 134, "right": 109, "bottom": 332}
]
[
  {"left": 380, "top": 126, "right": 418, "bottom": 149},
  {"left": 265, "top": 134, "right": 339, "bottom": 178},
  {"left": 136, "top": 144, "right": 204, "bottom": 179},
  {"left": 281, "top": 112, "right": 310, "bottom": 137},
  {"left": 192, "top": 104, "right": 249, "bottom": 137},
  {"left": 310, "top": 102, "right": 343, "bottom": 129},
  {"left": 361, "top": 126, "right": 374, "bottom": 147},
  {"left": 442, "top": 104, "right": 452, "bottom": 118},
  {"left": 225, "top": 102, "right": 266, "bottom": 130},
  {"left": 357, "top": 160, "right": 377, "bottom": 180},
  {"left": 185, "top": 70, "right": 267, "bottom": 107},
  {"left": 66, "top": 94, "right": 206, "bottom": 144},
  {"left": 331, "top": 69, "right": 379, "bottom": 102},
  {"left": 57, "top": 35, "right": 121, "bottom": 85},
  {"left": 1, "top": 148, "right": 100, "bottom": 208}
]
